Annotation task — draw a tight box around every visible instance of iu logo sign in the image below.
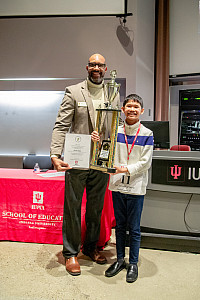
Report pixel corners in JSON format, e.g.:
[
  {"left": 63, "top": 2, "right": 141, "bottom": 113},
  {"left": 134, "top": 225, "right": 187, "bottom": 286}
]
[
  {"left": 170, "top": 165, "right": 182, "bottom": 179},
  {"left": 168, "top": 164, "right": 185, "bottom": 182},
  {"left": 152, "top": 159, "right": 199, "bottom": 187},
  {"left": 33, "top": 191, "right": 44, "bottom": 204}
]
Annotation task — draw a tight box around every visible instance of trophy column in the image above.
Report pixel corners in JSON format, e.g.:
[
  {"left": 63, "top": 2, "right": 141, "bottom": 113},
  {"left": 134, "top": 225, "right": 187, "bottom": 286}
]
[
  {"left": 90, "top": 69, "right": 121, "bottom": 173},
  {"left": 90, "top": 108, "right": 121, "bottom": 173},
  {"left": 91, "top": 109, "right": 102, "bottom": 167},
  {"left": 107, "top": 110, "right": 121, "bottom": 171}
]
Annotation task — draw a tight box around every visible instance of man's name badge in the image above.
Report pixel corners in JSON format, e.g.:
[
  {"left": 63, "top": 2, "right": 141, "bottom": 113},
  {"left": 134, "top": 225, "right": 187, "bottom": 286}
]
[{"left": 78, "top": 102, "right": 87, "bottom": 107}]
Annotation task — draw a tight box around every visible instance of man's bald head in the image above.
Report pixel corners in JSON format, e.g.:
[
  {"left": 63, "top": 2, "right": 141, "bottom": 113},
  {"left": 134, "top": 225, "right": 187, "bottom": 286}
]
[{"left": 88, "top": 53, "right": 106, "bottom": 64}]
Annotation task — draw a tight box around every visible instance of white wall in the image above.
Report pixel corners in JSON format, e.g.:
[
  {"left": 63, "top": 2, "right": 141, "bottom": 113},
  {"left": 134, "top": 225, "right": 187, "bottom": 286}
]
[
  {"left": 170, "top": 0, "right": 200, "bottom": 75},
  {"left": 0, "top": 0, "right": 155, "bottom": 162},
  {"left": 0, "top": 0, "right": 155, "bottom": 115},
  {"left": 0, "top": 16, "right": 134, "bottom": 80}
]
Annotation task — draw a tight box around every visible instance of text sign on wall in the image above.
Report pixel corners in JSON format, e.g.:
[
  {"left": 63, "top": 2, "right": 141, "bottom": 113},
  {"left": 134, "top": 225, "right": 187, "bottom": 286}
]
[{"left": 152, "top": 159, "right": 200, "bottom": 187}]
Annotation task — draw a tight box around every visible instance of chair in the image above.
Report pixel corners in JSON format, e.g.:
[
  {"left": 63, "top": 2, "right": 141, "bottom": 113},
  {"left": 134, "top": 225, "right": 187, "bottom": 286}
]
[
  {"left": 23, "top": 155, "right": 53, "bottom": 169},
  {"left": 170, "top": 145, "right": 191, "bottom": 151}
]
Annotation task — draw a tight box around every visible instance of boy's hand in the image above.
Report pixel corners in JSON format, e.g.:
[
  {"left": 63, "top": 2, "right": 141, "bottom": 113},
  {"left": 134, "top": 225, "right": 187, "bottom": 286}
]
[
  {"left": 91, "top": 131, "right": 100, "bottom": 142},
  {"left": 109, "top": 165, "right": 129, "bottom": 175}
]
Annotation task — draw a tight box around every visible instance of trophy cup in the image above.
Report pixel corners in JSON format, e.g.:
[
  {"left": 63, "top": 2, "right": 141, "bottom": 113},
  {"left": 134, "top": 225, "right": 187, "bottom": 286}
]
[{"left": 90, "top": 70, "right": 121, "bottom": 173}]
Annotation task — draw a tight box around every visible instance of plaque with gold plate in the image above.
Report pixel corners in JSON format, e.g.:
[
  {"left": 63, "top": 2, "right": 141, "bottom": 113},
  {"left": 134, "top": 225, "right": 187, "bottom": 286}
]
[{"left": 90, "top": 70, "right": 121, "bottom": 173}]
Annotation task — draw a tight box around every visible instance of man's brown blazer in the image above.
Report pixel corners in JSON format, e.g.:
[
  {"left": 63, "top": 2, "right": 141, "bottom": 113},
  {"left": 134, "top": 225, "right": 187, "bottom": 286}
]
[{"left": 50, "top": 79, "right": 120, "bottom": 157}]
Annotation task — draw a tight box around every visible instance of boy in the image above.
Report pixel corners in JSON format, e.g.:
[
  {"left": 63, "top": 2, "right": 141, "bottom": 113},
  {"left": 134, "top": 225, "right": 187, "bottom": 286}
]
[{"left": 105, "top": 94, "right": 154, "bottom": 283}]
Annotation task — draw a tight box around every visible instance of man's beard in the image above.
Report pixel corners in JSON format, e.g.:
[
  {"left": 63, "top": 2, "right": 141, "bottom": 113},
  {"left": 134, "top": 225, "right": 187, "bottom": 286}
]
[{"left": 88, "top": 71, "right": 103, "bottom": 84}]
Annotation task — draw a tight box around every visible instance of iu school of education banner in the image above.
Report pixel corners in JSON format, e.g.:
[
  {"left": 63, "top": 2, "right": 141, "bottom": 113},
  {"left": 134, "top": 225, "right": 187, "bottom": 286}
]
[
  {"left": 0, "top": 176, "right": 65, "bottom": 244},
  {"left": 0, "top": 170, "right": 114, "bottom": 247}
]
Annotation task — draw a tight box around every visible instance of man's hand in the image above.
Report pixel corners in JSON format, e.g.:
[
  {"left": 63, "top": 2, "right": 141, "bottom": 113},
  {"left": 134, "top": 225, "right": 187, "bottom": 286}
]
[
  {"left": 91, "top": 131, "right": 100, "bottom": 142},
  {"left": 51, "top": 157, "right": 71, "bottom": 172}
]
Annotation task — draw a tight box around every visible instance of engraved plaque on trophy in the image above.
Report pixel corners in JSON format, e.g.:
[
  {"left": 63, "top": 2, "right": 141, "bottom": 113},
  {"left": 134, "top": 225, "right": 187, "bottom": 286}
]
[{"left": 90, "top": 70, "right": 121, "bottom": 173}]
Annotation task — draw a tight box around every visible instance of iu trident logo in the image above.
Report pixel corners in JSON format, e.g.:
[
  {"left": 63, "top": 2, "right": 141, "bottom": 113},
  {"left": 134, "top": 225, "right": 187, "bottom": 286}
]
[
  {"left": 33, "top": 191, "right": 44, "bottom": 204},
  {"left": 170, "top": 165, "right": 182, "bottom": 179}
]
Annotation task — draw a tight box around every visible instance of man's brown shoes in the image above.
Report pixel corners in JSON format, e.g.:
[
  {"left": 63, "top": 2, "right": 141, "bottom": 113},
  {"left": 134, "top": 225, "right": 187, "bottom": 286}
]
[
  {"left": 82, "top": 248, "right": 107, "bottom": 264},
  {"left": 65, "top": 257, "right": 81, "bottom": 276},
  {"left": 65, "top": 249, "right": 107, "bottom": 276}
]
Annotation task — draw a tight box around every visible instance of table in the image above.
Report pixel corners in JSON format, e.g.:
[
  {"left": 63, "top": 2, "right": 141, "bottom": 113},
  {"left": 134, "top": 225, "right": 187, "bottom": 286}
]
[
  {"left": 141, "top": 150, "right": 200, "bottom": 234},
  {"left": 0, "top": 169, "right": 115, "bottom": 247}
]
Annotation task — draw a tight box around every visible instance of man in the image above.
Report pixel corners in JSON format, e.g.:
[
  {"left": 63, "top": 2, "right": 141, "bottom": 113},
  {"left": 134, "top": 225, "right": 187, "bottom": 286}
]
[{"left": 50, "top": 53, "right": 120, "bottom": 276}]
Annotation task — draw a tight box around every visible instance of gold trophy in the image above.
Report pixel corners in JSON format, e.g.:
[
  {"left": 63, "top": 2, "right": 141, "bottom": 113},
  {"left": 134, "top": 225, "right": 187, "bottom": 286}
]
[{"left": 90, "top": 70, "right": 121, "bottom": 173}]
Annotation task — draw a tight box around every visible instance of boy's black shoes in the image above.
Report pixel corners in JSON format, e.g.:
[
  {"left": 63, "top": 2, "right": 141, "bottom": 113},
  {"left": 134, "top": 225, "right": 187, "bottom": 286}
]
[
  {"left": 105, "top": 260, "right": 126, "bottom": 277},
  {"left": 126, "top": 264, "right": 138, "bottom": 283}
]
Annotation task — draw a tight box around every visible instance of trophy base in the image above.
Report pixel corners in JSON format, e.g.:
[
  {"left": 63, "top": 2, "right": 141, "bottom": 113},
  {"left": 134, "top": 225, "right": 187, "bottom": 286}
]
[
  {"left": 90, "top": 165, "right": 116, "bottom": 174},
  {"left": 107, "top": 167, "right": 116, "bottom": 173}
]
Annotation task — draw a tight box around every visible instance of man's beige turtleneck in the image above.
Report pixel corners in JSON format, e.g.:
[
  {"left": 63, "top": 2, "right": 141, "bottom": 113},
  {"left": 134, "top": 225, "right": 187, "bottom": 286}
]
[{"left": 87, "top": 78, "right": 105, "bottom": 122}]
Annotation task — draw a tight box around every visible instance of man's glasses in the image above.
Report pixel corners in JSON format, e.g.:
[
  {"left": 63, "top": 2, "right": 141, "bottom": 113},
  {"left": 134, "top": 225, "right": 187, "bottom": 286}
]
[{"left": 88, "top": 62, "right": 106, "bottom": 69}]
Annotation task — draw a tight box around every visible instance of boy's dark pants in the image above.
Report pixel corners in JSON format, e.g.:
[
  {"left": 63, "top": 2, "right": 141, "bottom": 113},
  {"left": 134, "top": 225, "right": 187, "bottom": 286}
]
[{"left": 112, "top": 191, "right": 144, "bottom": 264}]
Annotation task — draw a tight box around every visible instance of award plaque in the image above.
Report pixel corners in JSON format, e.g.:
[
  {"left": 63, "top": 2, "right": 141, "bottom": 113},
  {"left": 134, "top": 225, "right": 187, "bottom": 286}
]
[{"left": 90, "top": 70, "right": 121, "bottom": 173}]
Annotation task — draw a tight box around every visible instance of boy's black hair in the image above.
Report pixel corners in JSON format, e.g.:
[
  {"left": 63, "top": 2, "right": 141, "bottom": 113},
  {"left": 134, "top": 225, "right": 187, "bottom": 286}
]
[{"left": 123, "top": 94, "right": 143, "bottom": 109}]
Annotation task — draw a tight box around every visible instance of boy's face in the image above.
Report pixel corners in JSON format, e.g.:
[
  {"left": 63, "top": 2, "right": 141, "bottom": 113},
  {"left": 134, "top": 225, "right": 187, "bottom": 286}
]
[{"left": 121, "top": 99, "right": 144, "bottom": 125}]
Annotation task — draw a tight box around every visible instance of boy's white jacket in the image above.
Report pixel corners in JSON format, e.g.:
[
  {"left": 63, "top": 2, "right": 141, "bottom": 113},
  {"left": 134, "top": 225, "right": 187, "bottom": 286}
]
[{"left": 109, "top": 121, "right": 154, "bottom": 195}]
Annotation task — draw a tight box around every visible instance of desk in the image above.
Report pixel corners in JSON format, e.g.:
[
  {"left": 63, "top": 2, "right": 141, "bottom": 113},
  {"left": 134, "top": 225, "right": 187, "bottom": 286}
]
[
  {"left": 0, "top": 169, "right": 115, "bottom": 247},
  {"left": 141, "top": 150, "right": 200, "bottom": 234}
]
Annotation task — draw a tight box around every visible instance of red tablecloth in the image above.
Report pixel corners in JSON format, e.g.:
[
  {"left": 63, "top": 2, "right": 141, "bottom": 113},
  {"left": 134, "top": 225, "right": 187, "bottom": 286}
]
[{"left": 0, "top": 168, "right": 115, "bottom": 247}]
